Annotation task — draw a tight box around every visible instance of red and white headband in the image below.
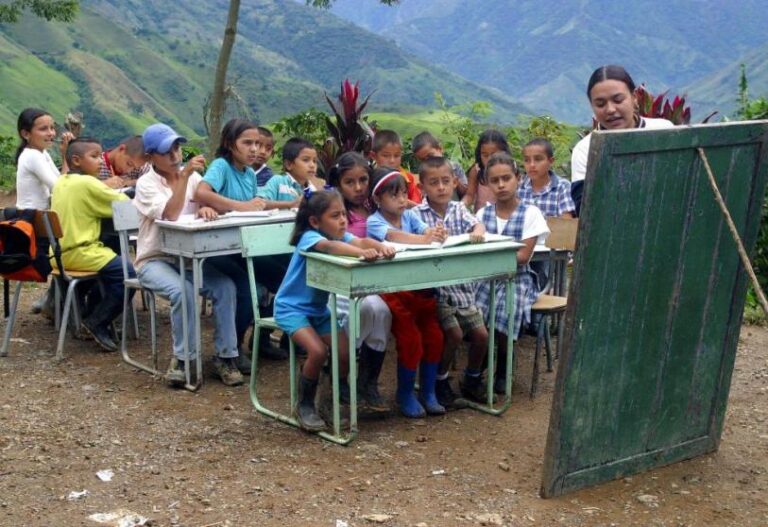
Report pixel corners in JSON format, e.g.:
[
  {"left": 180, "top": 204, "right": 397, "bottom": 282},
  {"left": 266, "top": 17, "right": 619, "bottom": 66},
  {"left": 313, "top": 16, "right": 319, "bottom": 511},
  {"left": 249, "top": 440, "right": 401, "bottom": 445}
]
[{"left": 372, "top": 170, "right": 401, "bottom": 196}]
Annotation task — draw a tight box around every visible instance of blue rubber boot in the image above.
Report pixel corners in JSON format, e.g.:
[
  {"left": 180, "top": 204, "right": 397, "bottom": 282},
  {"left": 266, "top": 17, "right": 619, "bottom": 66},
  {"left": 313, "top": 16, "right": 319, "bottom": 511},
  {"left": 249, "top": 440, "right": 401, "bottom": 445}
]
[
  {"left": 396, "top": 364, "right": 426, "bottom": 418},
  {"left": 418, "top": 362, "right": 446, "bottom": 415}
]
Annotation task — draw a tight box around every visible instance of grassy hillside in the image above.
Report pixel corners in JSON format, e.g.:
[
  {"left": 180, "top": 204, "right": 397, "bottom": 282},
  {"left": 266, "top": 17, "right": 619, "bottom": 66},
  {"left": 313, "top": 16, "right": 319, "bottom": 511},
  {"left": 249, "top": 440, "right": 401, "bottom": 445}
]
[{"left": 0, "top": 0, "right": 531, "bottom": 145}]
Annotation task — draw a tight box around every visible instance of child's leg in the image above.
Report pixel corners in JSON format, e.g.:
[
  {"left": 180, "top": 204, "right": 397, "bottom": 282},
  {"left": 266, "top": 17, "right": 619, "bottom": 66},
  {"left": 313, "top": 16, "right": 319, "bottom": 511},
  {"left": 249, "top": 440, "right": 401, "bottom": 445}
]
[
  {"left": 200, "top": 263, "right": 238, "bottom": 360},
  {"left": 206, "top": 255, "right": 253, "bottom": 348},
  {"left": 412, "top": 293, "right": 445, "bottom": 415},
  {"left": 435, "top": 304, "right": 467, "bottom": 409},
  {"left": 356, "top": 295, "right": 391, "bottom": 412},
  {"left": 493, "top": 331, "right": 510, "bottom": 394},
  {"left": 84, "top": 256, "right": 135, "bottom": 351},
  {"left": 458, "top": 309, "right": 491, "bottom": 403},
  {"left": 380, "top": 292, "right": 426, "bottom": 418}
]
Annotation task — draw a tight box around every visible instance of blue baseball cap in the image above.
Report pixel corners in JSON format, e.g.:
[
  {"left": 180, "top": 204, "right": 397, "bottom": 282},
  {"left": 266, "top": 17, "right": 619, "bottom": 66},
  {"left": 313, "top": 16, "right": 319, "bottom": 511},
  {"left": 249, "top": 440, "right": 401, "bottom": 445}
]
[{"left": 142, "top": 123, "right": 187, "bottom": 154}]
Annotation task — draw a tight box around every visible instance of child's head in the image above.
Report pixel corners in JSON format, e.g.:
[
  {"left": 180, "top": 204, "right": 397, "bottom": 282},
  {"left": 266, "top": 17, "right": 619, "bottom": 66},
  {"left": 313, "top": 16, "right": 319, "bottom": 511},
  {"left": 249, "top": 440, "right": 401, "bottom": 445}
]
[
  {"left": 290, "top": 189, "right": 346, "bottom": 246},
  {"left": 216, "top": 118, "right": 260, "bottom": 169},
  {"left": 282, "top": 137, "right": 317, "bottom": 184},
  {"left": 66, "top": 137, "right": 103, "bottom": 177},
  {"left": 475, "top": 129, "right": 510, "bottom": 171},
  {"left": 411, "top": 131, "right": 443, "bottom": 163},
  {"left": 327, "top": 151, "right": 371, "bottom": 208},
  {"left": 522, "top": 138, "right": 554, "bottom": 180},
  {"left": 485, "top": 152, "right": 520, "bottom": 203},
  {"left": 369, "top": 166, "right": 408, "bottom": 216},
  {"left": 110, "top": 135, "right": 146, "bottom": 175},
  {"left": 16, "top": 108, "right": 55, "bottom": 162},
  {"left": 419, "top": 156, "right": 456, "bottom": 207},
  {"left": 253, "top": 126, "right": 275, "bottom": 168},
  {"left": 143, "top": 123, "right": 187, "bottom": 176},
  {"left": 371, "top": 130, "right": 403, "bottom": 169}
]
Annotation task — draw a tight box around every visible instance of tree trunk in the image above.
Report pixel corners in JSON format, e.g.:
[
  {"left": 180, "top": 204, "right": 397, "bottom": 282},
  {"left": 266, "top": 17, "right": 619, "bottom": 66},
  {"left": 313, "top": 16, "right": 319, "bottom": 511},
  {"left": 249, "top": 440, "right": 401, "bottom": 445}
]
[{"left": 207, "top": 0, "right": 241, "bottom": 157}]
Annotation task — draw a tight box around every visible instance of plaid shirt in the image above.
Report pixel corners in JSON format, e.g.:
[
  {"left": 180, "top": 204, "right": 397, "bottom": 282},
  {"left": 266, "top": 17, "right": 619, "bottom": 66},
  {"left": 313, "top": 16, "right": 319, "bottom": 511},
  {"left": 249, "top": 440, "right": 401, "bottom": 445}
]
[
  {"left": 99, "top": 151, "right": 149, "bottom": 182},
  {"left": 475, "top": 202, "right": 538, "bottom": 337},
  {"left": 415, "top": 200, "right": 479, "bottom": 308},
  {"left": 518, "top": 171, "right": 575, "bottom": 217}
]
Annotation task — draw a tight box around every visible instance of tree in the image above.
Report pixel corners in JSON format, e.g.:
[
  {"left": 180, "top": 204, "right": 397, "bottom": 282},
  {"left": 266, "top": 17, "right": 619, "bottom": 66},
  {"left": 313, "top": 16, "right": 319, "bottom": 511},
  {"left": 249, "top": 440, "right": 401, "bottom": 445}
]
[
  {"left": 205, "top": 0, "right": 399, "bottom": 156},
  {"left": 0, "top": 0, "right": 79, "bottom": 23}
]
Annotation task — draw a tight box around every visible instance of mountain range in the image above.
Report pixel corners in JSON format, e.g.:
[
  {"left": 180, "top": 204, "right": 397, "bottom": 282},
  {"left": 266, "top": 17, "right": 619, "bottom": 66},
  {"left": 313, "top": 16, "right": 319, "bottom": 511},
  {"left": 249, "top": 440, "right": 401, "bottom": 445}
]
[
  {"left": 328, "top": 0, "right": 768, "bottom": 123},
  {"left": 0, "top": 0, "right": 529, "bottom": 144}
]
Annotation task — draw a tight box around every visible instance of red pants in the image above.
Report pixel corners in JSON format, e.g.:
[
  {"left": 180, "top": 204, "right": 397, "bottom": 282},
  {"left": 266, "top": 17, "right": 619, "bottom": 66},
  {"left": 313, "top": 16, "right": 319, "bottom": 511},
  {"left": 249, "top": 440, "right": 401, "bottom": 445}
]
[{"left": 381, "top": 291, "right": 443, "bottom": 370}]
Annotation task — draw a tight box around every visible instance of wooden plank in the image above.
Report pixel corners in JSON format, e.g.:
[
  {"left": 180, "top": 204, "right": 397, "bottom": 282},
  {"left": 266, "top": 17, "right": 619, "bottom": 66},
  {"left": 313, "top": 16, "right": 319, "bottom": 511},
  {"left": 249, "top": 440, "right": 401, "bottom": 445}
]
[{"left": 541, "top": 121, "right": 768, "bottom": 497}]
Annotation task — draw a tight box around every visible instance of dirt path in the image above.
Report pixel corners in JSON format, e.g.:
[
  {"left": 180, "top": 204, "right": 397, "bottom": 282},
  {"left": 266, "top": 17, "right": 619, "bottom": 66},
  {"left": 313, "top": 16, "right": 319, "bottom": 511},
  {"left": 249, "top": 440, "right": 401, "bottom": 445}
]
[{"left": 0, "top": 283, "right": 766, "bottom": 526}]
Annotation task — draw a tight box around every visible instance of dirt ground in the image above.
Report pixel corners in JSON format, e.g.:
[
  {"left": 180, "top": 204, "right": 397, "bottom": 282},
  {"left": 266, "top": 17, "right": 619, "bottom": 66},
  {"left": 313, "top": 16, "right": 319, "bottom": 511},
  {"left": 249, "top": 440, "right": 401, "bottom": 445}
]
[{"left": 0, "top": 282, "right": 767, "bottom": 527}]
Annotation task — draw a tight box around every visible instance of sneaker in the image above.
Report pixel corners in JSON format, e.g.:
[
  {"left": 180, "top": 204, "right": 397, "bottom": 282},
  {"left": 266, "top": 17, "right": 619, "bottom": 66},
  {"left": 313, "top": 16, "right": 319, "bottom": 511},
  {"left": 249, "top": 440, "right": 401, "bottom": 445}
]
[
  {"left": 166, "top": 357, "right": 187, "bottom": 387},
  {"left": 460, "top": 374, "right": 497, "bottom": 404},
  {"left": 81, "top": 320, "right": 118, "bottom": 352},
  {"left": 435, "top": 377, "right": 468, "bottom": 410},
  {"left": 235, "top": 352, "right": 252, "bottom": 375},
  {"left": 212, "top": 356, "right": 244, "bottom": 386}
]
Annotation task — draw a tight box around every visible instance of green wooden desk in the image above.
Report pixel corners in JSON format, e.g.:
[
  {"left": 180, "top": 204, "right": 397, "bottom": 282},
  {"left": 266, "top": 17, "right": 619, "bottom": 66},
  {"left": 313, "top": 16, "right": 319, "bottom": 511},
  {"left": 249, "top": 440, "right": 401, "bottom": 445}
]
[{"left": 303, "top": 239, "right": 523, "bottom": 445}]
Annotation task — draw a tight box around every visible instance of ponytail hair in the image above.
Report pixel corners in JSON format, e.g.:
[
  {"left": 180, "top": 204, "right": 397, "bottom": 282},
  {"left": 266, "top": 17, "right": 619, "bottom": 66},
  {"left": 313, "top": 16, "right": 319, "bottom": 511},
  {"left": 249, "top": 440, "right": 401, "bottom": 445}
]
[
  {"left": 586, "top": 65, "right": 636, "bottom": 100},
  {"left": 16, "top": 108, "right": 51, "bottom": 163},
  {"left": 289, "top": 189, "right": 344, "bottom": 246}
]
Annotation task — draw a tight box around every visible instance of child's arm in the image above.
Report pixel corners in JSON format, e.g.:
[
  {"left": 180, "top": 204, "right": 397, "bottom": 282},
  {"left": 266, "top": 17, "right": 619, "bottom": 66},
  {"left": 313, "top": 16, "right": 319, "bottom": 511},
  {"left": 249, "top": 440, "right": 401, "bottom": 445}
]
[
  {"left": 516, "top": 236, "right": 537, "bottom": 265},
  {"left": 469, "top": 222, "right": 486, "bottom": 243},
  {"left": 257, "top": 177, "right": 301, "bottom": 210},
  {"left": 314, "top": 239, "right": 380, "bottom": 261},
  {"left": 385, "top": 229, "right": 442, "bottom": 245},
  {"left": 461, "top": 164, "right": 479, "bottom": 209},
  {"left": 195, "top": 181, "right": 266, "bottom": 213},
  {"left": 163, "top": 156, "right": 205, "bottom": 220},
  {"left": 262, "top": 197, "right": 301, "bottom": 210},
  {"left": 349, "top": 237, "right": 397, "bottom": 259}
]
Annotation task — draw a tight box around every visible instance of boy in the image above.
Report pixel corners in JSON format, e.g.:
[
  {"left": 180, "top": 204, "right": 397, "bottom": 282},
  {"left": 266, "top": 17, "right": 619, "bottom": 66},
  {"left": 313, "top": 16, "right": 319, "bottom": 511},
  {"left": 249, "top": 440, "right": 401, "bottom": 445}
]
[
  {"left": 412, "top": 131, "right": 468, "bottom": 198},
  {"left": 51, "top": 137, "right": 135, "bottom": 352},
  {"left": 370, "top": 129, "right": 421, "bottom": 206},
  {"left": 134, "top": 123, "right": 244, "bottom": 387},
  {"left": 414, "top": 156, "right": 491, "bottom": 407},
  {"left": 99, "top": 135, "right": 148, "bottom": 191},
  {"left": 252, "top": 126, "right": 275, "bottom": 187},
  {"left": 257, "top": 137, "right": 318, "bottom": 208}
]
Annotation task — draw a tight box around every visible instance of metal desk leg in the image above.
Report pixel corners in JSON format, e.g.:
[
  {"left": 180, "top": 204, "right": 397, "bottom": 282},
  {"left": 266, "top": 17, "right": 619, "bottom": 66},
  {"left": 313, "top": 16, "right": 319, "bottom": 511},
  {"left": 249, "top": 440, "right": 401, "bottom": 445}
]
[
  {"left": 193, "top": 257, "right": 205, "bottom": 388},
  {"left": 0, "top": 282, "right": 22, "bottom": 357},
  {"left": 179, "top": 256, "right": 201, "bottom": 391},
  {"left": 318, "top": 293, "right": 358, "bottom": 445}
]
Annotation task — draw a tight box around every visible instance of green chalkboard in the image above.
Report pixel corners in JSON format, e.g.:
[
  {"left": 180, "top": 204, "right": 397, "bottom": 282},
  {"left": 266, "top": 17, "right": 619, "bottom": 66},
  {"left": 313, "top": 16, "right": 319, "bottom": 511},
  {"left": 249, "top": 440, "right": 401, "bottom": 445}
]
[{"left": 541, "top": 121, "right": 768, "bottom": 498}]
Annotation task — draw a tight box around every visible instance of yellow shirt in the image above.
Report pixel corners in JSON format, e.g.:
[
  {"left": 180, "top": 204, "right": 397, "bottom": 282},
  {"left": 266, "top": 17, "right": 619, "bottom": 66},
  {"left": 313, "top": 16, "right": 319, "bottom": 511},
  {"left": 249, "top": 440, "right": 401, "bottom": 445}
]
[{"left": 51, "top": 174, "right": 128, "bottom": 271}]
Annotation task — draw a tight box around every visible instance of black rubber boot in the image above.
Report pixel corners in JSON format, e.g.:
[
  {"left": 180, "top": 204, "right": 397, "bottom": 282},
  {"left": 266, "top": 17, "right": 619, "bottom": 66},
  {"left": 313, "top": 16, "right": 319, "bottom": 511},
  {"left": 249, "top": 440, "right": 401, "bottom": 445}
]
[
  {"left": 297, "top": 375, "right": 326, "bottom": 432},
  {"left": 357, "top": 344, "right": 389, "bottom": 414}
]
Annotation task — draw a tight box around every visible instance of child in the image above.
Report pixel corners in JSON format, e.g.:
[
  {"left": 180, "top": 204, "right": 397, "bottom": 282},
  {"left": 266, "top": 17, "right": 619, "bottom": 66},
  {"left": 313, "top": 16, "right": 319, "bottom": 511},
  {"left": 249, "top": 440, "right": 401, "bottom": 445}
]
[
  {"left": 257, "top": 137, "right": 317, "bottom": 209},
  {"left": 462, "top": 129, "right": 513, "bottom": 213},
  {"left": 195, "top": 119, "right": 284, "bottom": 365},
  {"left": 275, "top": 189, "right": 394, "bottom": 431},
  {"left": 414, "top": 157, "right": 491, "bottom": 407},
  {"left": 475, "top": 152, "right": 549, "bottom": 393},
  {"left": 366, "top": 167, "right": 448, "bottom": 417},
  {"left": 15, "top": 107, "right": 73, "bottom": 209},
  {"left": 519, "top": 138, "right": 575, "bottom": 292},
  {"left": 412, "top": 131, "right": 468, "bottom": 198},
  {"left": 51, "top": 137, "right": 135, "bottom": 352},
  {"left": 370, "top": 130, "right": 421, "bottom": 207},
  {"left": 134, "top": 123, "right": 244, "bottom": 387},
  {"left": 99, "top": 135, "right": 148, "bottom": 191},
  {"left": 519, "top": 138, "right": 575, "bottom": 218},
  {"left": 252, "top": 126, "right": 275, "bottom": 187},
  {"left": 327, "top": 152, "right": 392, "bottom": 413}
]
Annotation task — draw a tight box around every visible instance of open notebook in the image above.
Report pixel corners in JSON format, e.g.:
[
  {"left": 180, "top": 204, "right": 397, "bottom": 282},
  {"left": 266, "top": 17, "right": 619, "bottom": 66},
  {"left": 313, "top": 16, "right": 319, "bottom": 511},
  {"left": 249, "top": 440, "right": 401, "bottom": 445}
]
[{"left": 384, "top": 232, "right": 513, "bottom": 252}]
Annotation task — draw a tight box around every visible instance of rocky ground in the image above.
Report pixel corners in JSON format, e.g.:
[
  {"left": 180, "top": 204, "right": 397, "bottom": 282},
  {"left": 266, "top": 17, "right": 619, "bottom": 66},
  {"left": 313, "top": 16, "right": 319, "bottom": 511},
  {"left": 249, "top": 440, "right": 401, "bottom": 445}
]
[{"left": 0, "top": 282, "right": 767, "bottom": 527}]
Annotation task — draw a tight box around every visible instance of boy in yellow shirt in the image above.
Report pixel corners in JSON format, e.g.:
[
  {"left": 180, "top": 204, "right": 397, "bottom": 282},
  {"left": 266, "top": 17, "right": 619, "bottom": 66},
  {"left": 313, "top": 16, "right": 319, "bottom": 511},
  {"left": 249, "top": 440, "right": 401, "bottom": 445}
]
[{"left": 51, "top": 137, "right": 135, "bottom": 351}]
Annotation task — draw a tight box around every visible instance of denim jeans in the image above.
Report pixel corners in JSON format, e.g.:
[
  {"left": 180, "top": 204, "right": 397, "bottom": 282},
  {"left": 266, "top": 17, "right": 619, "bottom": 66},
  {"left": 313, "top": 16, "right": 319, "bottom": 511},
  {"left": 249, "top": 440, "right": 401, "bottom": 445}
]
[{"left": 137, "top": 259, "right": 238, "bottom": 360}]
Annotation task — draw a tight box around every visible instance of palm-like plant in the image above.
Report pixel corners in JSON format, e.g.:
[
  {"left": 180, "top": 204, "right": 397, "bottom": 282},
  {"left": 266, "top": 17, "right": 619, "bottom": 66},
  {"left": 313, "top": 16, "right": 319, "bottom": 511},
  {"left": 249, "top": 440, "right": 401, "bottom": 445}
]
[
  {"left": 319, "top": 79, "right": 375, "bottom": 172},
  {"left": 634, "top": 84, "right": 692, "bottom": 124}
]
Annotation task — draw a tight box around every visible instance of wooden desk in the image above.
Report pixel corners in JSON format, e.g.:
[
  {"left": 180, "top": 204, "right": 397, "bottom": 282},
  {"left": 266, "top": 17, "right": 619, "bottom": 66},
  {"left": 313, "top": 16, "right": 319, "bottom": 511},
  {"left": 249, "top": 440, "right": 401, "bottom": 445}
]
[
  {"left": 303, "top": 239, "right": 523, "bottom": 444},
  {"left": 157, "top": 212, "right": 295, "bottom": 390}
]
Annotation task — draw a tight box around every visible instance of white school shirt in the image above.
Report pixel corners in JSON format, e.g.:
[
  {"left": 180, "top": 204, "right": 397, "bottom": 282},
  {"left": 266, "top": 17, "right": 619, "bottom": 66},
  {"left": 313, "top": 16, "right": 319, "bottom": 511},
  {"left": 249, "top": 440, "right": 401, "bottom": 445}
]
[
  {"left": 475, "top": 204, "right": 550, "bottom": 245},
  {"left": 15, "top": 148, "right": 60, "bottom": 209},
  {"left": 133, "top": 167, "right": 202, "bottom": 269},
  {"left": 570, "top": 117, "right": 674, "bottom": 182}
]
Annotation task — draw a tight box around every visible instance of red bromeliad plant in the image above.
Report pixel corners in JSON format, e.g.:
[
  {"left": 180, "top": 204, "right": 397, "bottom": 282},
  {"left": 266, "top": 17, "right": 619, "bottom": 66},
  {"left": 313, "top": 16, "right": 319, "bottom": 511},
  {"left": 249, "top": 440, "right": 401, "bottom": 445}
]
[
  {"left": 320, "top": 79, "right": 375, "bottom": 171},
  {"left": 634, "top": 84, "right": 692, "bottom": 124}
]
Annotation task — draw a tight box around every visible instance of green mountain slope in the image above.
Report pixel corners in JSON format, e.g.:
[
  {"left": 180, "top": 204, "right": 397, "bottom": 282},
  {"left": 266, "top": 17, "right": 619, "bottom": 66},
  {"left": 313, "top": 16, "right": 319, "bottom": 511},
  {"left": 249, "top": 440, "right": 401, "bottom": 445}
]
[
  {"left": 329, "top": 0, "right": 768, "bottom": 124},
  {"left": 0, "top": 0, "right": 531, "bottom": 144}
]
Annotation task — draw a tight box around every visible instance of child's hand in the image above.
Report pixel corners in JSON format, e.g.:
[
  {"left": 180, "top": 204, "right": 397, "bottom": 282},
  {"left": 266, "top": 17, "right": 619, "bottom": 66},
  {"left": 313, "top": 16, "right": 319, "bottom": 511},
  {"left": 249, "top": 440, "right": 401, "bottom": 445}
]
[
  {"left": 290, "top": 196, "right": 302, "bottom": 209},
  {"left": 360, "top": 248, "right": 380, "bottom": 262},
  {"left": 103, "top": 175, "right": 125, "bottom": 189},
  {"left": 469, "top": 231, "right": 485, "bottom": 244},
  {"left": 246, "top": 197, "right": 266, "bottom": 211},
  {"left": 182, "top": 155, "right": 206, "bottom": 178},
  {"left": 59, "top": 132, "right": 74, "bottom": 158},
  {"left": 425, "top": 226, "right": 447, "bottom": 243},
  {"left": 379, "top": 245, "right": 397, "bottom": 259},
  {"left": 197, "top": 207, "right": 218, "bottom": 221}
]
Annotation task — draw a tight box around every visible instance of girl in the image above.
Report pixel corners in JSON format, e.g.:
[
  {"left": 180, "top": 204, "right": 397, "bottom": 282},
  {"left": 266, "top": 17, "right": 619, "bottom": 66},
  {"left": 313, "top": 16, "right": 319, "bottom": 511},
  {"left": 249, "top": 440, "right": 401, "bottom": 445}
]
[
  {"left": 475, "top": 152, "right": 550, "bottom": 393},
  {"left": 366, "top": 167, "right": 448, "bottom": 418},
  {"left": 275, "top": 189, "right": 394, "bottom": 431},
  {"left": 571, "top": 65, "right": 674, "bottom": 214},
  {"left": 519, "top": 138, "right": 575, "bottom": 218},
  {"left": 461, "top": 129, "right": 513, "bottom": 213},
  {"left": 15, "top": 107, "right": 73, "bottom": 209},
  {"left": 327, "top": 153, "right": 393, "bottom": 414},
  {"left": 195, "top": 119, "right": 285, "bottom": 369}
]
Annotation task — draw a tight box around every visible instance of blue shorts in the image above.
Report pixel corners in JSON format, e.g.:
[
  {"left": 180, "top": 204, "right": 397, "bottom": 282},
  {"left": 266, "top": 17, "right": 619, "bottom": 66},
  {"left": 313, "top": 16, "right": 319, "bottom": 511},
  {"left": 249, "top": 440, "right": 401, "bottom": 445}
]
[{"left": 277, "top": 310, "right": 334, "bottom": 337}]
